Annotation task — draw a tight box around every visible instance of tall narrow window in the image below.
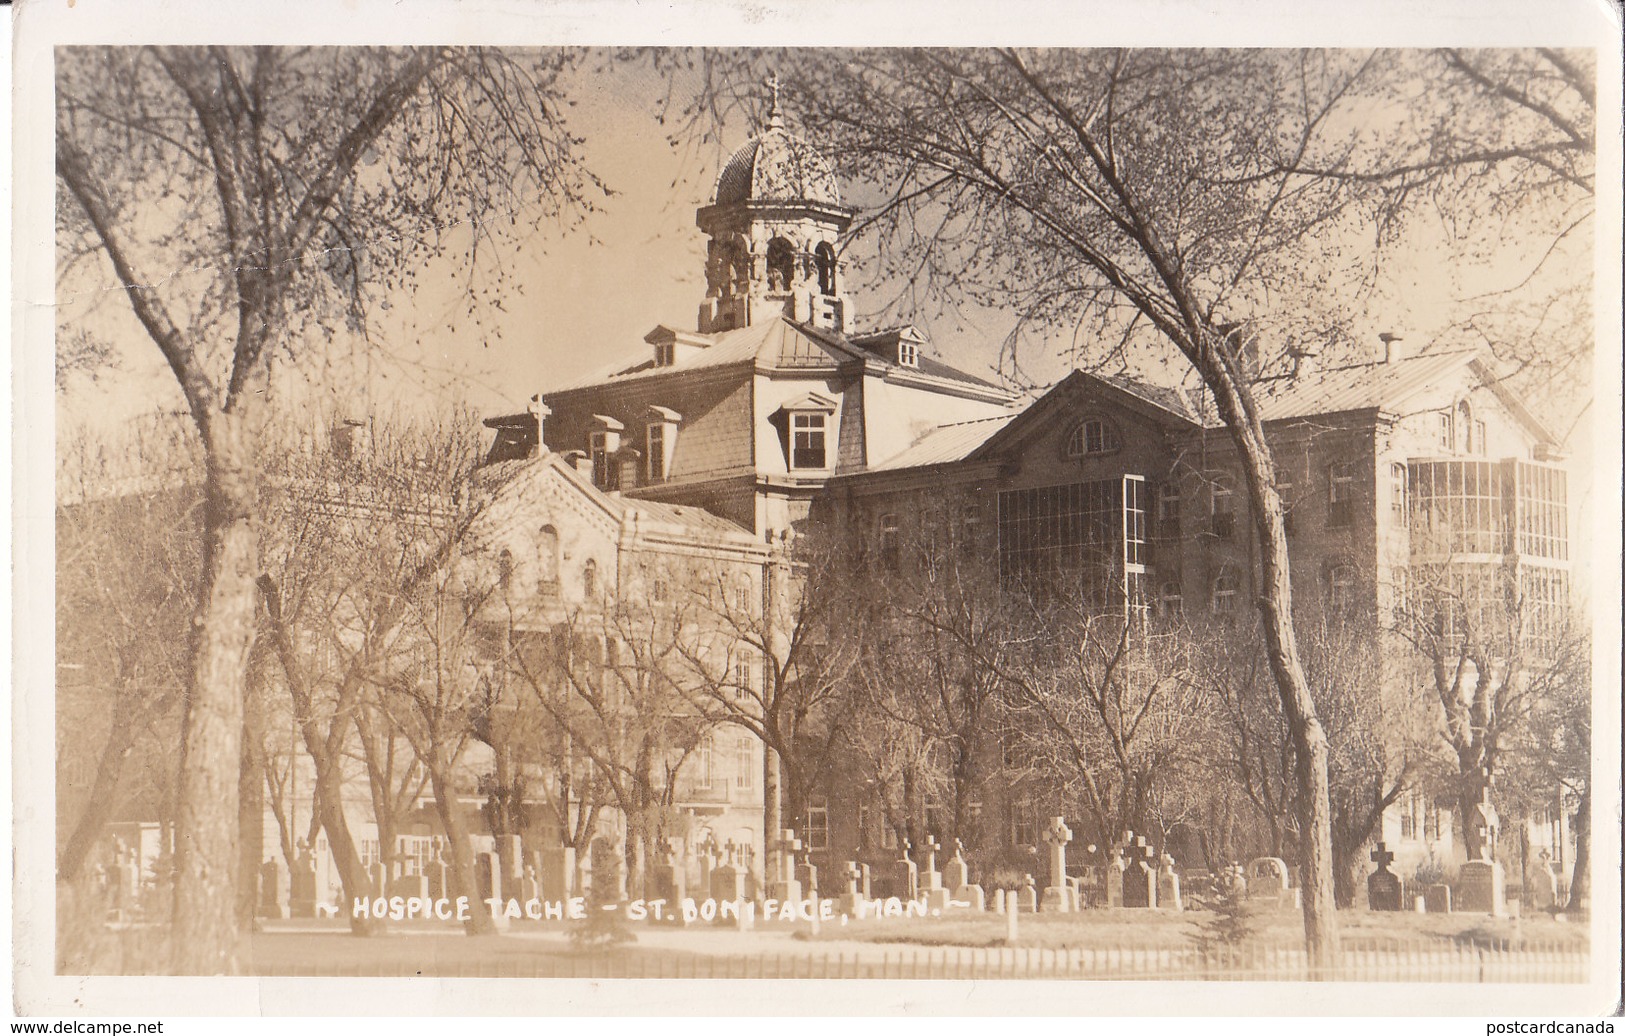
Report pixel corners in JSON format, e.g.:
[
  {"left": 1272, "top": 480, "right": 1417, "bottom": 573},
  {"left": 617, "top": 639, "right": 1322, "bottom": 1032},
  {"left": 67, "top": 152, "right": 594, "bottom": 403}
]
[
  {"left": 537, "top": 525, "right": 560, "bottom": 594},
  {"left": 814, "top": 242, "right": 837, "bottom": 295},
  {"left": 733, "top": 654, "right": 754, "bottom": 702},
  {"left": 582, "top": 558, "right": 597, "bottom": 598},
  {"left": 692, "top": 735, "right": 714, "bottom": 791},
  {"left": 733, "top": 736, "right": 756, "bottom": 791},
  {"left": 653, "top": 340, "right": 674, "bottom": 367},
  {"left": 806, "top": 797, "right": 829, "bottom": 851},
  {"left": 1328, "top": 462, "right": 1356, "bottom": 528},
  {"left": 1209, "top": 475, "right": 1235, "bottom": 539},
  {"left": 646, "top": 423, "right": 665, "bottom": 482},
  {"left": 766, "top": 237, "right": 794, "bottom": 293},
  {"left": 1391, "top": 463, "right": 1408, "bottom": 526},
  {"left": 879, "top": 513, "right": 901, "bottom": 571},
  {"left": 590, "top": 430, "right": 619, "bottom": 492},
  {"left": 1437, "top": 411, "right": 1455, "bottom": 451},
  {"left": 791, "top": 412, "right": 828, "bottom": 470},
  {"left": 1457, "top": 400, "right": 1474, "bottom": 454},
  {"left": 497, "top": 549, "right": 515, "bottom": 592},
  {"left": 1327, "top": 563, "right": 1356, "bottom": 618}
]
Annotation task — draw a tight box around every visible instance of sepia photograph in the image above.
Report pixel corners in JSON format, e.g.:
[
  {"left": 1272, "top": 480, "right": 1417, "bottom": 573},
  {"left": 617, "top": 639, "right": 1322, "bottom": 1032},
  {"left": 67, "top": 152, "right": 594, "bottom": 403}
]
[{"left": 12, "top": 0, "right": 1622, "bottom": 1019}]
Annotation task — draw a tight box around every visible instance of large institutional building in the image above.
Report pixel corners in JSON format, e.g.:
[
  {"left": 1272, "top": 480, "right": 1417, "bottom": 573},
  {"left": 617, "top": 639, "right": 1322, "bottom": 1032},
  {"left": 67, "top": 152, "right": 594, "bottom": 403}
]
[{"left": 259, "top": 93, "right": 1575, "bottom": 908}]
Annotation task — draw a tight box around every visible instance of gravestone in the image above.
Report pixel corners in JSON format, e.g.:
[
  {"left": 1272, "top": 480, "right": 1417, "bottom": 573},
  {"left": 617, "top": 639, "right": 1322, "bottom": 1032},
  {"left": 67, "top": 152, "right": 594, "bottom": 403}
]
[
  {"left": 393, "top": 867, "right": 429, "bottom": 902},
  {"left": 497, "top": 834, "right": 523, "bottom": 901},
  {"left": 1528, "top": 851, "right": 1558, "bottom": 912},
  {"left": 1040, "top": 817, "right": 1073, "bottom": 913},
  {"left": 839, "top": 860, "right": 865, "bottom": 917},
  {"left": 799, "top": 853, "right": 819, "bottom": 899},
  {"left": 705, "top": 850, "right": 744, "bottom": 902},
  {"left": 290, "top": 845, "right": 319, "bottom": 919},
  {"left": 769, "top": 829, "right": 803, "bottom": 903},
  {"left": 993, "top": 888, "right": 1006, "bottom": 915},
  {"left": 944, "top": 841, "right": 983, "bottom": 911},
  {"left": 1018, "top": 874, "right": 1038, "bottom": 914},
  {"left": 920, "top": 835, "right": 950, "bottom": 911},
  {"left": 1157, "top": 854, "right": 1183, "bottom": 912},
  {"left": 696, "top": 836, "right": 719, "bottom": 893},
  {"left": 521, "top": 864, "right": 541, "bottom": 905},
  {"left": 1426, "top": 883, "right": 1453, "bottom": 913},
  {"left": 258, "top": 858, "right": 286, "bottom": 919},
  {"left": 652, "top": 841, "right": 686, "bottom": 905},
  {"left": 1247, "top": 856, "right": 1293, "bottom": 908},
  {"left": 893, "top": 840, "right": 920, "bottom": 902},
  {"left": 1106, "top": 850, "right": 1126, "bottom": 908},
  {"left": 541, "top": 846, "right": 575, "bottom": 901},
  {"left": 369, "top": 861, "right": 388, "bottom": 899},
  {"left": 1123, "top": 837, "right": 1157, "bottom": 909},
  {"left": 1366, "top": 842, "right": 1402, "bottom": 911},
  {"left": 1457, "top": 783, "right": 1506, "bottom": 916},
  {"left": 476, "top": 851, "right": 501, "bottom": 904}
]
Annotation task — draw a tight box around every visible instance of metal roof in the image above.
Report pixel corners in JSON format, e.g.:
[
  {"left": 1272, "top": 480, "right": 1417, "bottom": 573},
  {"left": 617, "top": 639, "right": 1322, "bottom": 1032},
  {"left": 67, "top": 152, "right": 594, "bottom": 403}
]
[{"left": 866, "top": 413, "right": 1019, "bottom": 471}]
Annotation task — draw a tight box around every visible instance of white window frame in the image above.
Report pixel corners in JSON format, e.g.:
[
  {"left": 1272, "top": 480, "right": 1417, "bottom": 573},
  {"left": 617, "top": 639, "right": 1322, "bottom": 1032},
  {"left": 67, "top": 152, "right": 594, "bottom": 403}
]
[{"left": 790, "top": 411, "right": 829, "bottom": 471}]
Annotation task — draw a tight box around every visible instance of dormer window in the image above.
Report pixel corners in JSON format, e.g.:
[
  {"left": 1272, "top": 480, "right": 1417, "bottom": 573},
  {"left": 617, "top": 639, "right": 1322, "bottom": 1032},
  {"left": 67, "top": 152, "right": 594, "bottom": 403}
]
[
  {"left": 589, "top": 415, "right": 623, "bottom": 492},
  {"left": 654, "top": 340, "right": 675, "bottom": 367},
  {"left": 897, "top": 339, "right": 918, "bottom": 367},
  {"left": 779, "top": 393, "right": 837, "bottom": 473},
  {"left": 792, "top": 413, "right": 827, "bottom": 470},
  {"left": 645, "top": 406, "right": 682, "bottom": 483}
]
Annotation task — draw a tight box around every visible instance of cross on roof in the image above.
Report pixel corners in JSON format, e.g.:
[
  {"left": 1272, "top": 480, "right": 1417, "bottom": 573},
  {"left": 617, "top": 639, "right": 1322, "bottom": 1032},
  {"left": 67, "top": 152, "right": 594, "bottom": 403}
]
[
  {"left": 1370, "top": 842, "right": 1394, "bottom": 869},
  {"left": 765, "top": 72, "right": 784, "bottom": 129}
]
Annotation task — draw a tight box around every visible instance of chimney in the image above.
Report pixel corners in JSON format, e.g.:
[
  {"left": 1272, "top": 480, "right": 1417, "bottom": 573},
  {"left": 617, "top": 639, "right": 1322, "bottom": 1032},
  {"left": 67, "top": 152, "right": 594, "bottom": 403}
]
[
  {"left": 1288, "top": 340, "right": 1321, "bottom": 379},
  {"left": 1379, "top": 332, "right": 1406, "bottom": 364},
  {"left": 528, "top": 395, "right": 551, "bottom": 454}
]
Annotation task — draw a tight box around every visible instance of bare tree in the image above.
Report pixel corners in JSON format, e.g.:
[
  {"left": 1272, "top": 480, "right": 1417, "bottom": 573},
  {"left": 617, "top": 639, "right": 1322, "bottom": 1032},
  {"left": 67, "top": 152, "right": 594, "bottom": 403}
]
[{"left": 56, "top": 46, "right": 600, "bottom": 970}]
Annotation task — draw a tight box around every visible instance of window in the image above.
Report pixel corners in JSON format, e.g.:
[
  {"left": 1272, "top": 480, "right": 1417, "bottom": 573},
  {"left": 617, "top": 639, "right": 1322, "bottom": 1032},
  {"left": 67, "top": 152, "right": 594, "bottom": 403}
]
[
  {"left": 1277, "top": 469, "right": 1296, "bottom": 535},
  {"left": 879, "top": 513, "right": 901, "bottom": 571},
  {"left": 791, "top": 412, "right": 828, "bottom": 470},
  {"left": 1437, "top": 411, "right": 1455, "bottom": 451},
  {"left": 814, "top": 242, "right": 837, "bottom": 296},
  {"left": 958, "top": 502, "right": 982, "bottom": 557},
  {"left": 1212, "top": 568, "right": 1238, "bottom": 615},
  {"left": 653, "top": 340, "right": 675, "bottom": 367},
  {"left": 652, "top": 575, "right": 670, "bottom": 602},
  {"left": 1157, "top": 482, "right": 1181, "bottom": 539},
  {"left": 1327, "top": 461, "right": 1356, "bottom": 528},
  {"left": 1209, "top": 474, "right": 1235, "bottom": 539},
  {"left": 497, "top": 549, "right": 515, "bottom": 592},
  {"left": 1066, "top": 417, "right": 1120, "bottom": 457},
  {"left": 1400, "top": 802, "right": 1417, "bottom": 840},
  {"left": 733, "top": 655, "right": 754, "bottom": 702},
  {"left": 537, "top": 525, "right": 560, "bottom": 593},
  {"left": 582, "top": 559, "right": 597, "bottom": 598},
  {"left": 857, "top": 803, "right": 874, "bottom": 850},
  {"left": 1473, "top": 419, "right": 1488, "bottom": 456},
  {"left": 733, "top": 736, "right": 756, "bottom": 791},
  {"left": 691, "top": 735, "right": 714, "bottom": 791},
  {"left": 806, "top": 798, "right": 829, "bottom": 852},
  {"left": 733, "top": 583, "right": 753, "bottom": 614},
  {"left": 1159, "top": 580, "right": 1183, "bottom": 617},
  {"left": 1010, "top": 806, "right": 1034, "bottom": 848},
  {"left": 766, "top": 237, "right": 794, "bottom": 292},
  {"left": 897, "top": 339, "right": 918, "bottom": 367},
  {"left": 1326, "top": 563, "right": 1356, "bottom": 618},
  {"left": 1457, "top": 400, "right": 1474, "bottom": 454},
  {"left": 646, "top": 423, "right": 666, "bottom": 481},
  {"left": 1391, "top": 463, "right": 1408, "bottom": 526}
]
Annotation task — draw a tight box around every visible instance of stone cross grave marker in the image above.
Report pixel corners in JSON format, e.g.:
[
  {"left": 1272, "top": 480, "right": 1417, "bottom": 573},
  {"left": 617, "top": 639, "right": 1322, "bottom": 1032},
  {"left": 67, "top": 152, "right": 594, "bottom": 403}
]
[
  {"left": 1157, "top": 853, "right": 1182, "bottom": 912},
  {"left": 1041, "top": 817, "right": 1072, "bottom": 913},
  {"left": 1529, "top": 849, "right": 1558, "bottom": 912},
  {"left": 1123, "top": 835, "right": 1157, "bottom": 908},
  {"left": 771, "top": 829, "right": 803, "bottom": 902},
  {"left": 1366, "top": 842, "right": 1402, "bottom": 911},
  {"left": 1106, "top": 835, "right": 1127, "bottom": 908}
]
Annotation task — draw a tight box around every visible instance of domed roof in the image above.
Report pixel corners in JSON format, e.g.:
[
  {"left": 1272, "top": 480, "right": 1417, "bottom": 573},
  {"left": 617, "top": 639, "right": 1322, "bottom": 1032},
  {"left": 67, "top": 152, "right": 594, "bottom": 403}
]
[{"left": 713, "top": 110, "right": 843, "bottom": 208}]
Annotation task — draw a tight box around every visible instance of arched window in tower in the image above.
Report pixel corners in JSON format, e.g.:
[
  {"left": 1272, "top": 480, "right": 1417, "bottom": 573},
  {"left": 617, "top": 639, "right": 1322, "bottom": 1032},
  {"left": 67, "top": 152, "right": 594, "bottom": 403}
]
[
  {"left": 766, "top": 238, "right": 794, "bottom": 293},
  {"left": 497, "top": 549, "right": 515, "bottom": 593},
  {"left": 582, "top": 558, "right": 597, "bottom": 599},
  {"left": 814, "top": 242, "right": 837, "bottom": 296},
  {"left": 537, "top": 525, "right": 560, "bottom": 594}
]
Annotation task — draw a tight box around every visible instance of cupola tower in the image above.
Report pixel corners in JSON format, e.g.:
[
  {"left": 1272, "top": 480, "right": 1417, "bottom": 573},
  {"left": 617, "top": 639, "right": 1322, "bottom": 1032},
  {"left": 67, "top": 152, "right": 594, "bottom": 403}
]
[{"left": 695, "top": 75, "right": 856, "bottom": 334}]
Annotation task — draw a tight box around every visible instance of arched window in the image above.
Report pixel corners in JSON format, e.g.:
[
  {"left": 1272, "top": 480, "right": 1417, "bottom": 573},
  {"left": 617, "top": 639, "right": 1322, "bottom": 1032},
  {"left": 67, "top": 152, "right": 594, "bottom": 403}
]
[
  {"left": 582, "top": 558, "right": 598, "bottom": 599},
  {"left": 766, "top": 238, "right": 794, "bottom": 293},
  {"left": 1209, "top": 473, "right": 1236, "bottom": 539},
  {"left": 1457, "top": 400, "right": 1474, "bottom": 454},
  {"left": 1159, "top": 580, "right": 1184, "bottom": 617},
  {"left": 814, "top": 242, "right": 837, "bottom": 295},
  {"left": 1065, "top": 417, "right": 1120, "bottom": 457},
  {"left": 537, "top": 525, "right": 560, "bottom": 592},
  {"left": 497, "top": 549, "right": 515, "bottom": 592}
]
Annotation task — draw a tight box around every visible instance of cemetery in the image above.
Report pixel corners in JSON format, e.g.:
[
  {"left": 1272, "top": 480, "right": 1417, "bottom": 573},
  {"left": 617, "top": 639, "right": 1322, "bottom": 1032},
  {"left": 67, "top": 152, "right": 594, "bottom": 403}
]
[{"left": 84, "top": 815, "right": 1576, "bottom": 981}]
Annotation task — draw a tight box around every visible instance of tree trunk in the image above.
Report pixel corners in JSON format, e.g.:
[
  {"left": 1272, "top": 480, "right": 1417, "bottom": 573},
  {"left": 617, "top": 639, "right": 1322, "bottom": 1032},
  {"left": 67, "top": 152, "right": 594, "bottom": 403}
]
[
  {"left": 57, "top": 704, "right": 140, "bottom": 881},
  {"left": 763, "top": 744, "right": 782, "bottom": 883},
  {"left": 1457, "top": 765, "right": 1492, "bottom": 862},
  {"left": 429, "top": 767, "right": 495, "bottom": 934},
  {"left": 1564, "top": 785, "right": 1589, "bottom": 913},
  {"left": 237, "top": 712, "right": 265, "bottom": 935},
  {"left": 169, "top": 426, "right": 258, "bottom": 975},
  {"left": 313, "top": 757, "right": 383, "bottom": 935}
]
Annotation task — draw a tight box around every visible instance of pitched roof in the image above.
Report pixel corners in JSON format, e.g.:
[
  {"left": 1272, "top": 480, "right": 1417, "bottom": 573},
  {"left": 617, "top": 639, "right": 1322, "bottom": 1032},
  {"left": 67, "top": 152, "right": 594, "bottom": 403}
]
[
  {"left": 545, "top": 315, "right": 1011, "bottom": 396},
  {"left": 866, "top": 413, "right": 1019, "bottom": 472}
]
